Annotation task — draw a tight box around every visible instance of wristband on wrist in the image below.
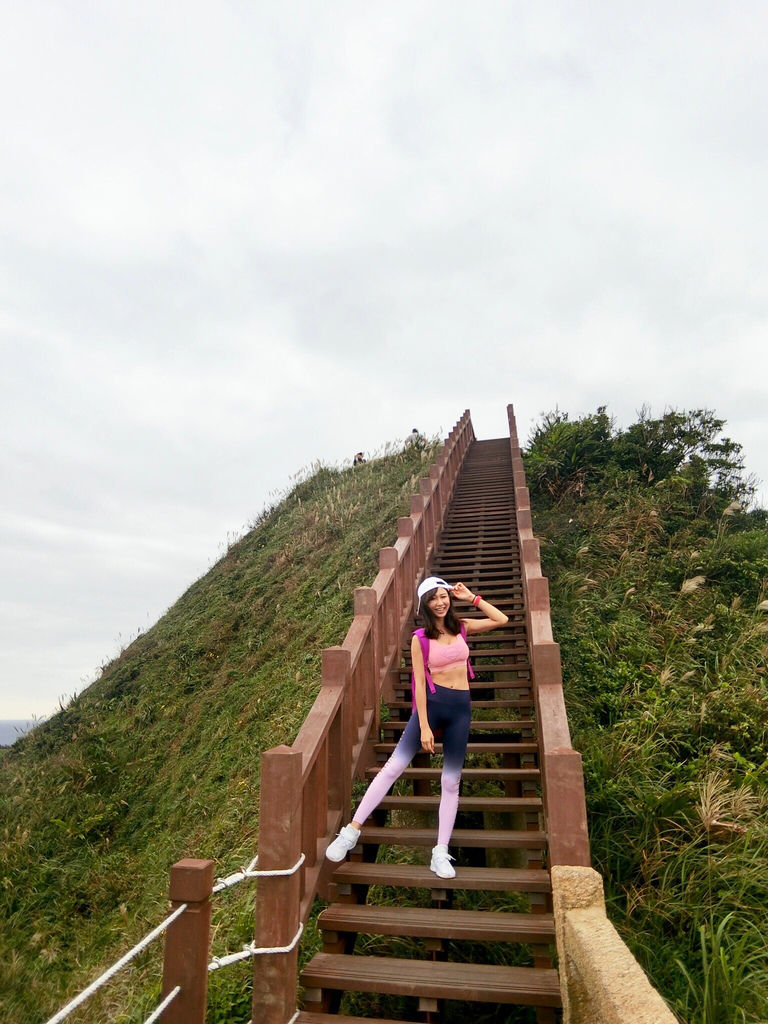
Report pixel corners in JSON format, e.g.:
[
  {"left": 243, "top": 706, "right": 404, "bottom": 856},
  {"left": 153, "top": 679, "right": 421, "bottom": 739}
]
[{"left": 472, "top": 594, "right": 482, "bottom": 607}]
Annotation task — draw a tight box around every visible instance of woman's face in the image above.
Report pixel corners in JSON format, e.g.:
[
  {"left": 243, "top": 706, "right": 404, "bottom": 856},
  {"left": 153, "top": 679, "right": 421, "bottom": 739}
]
[{"left": 427, "top": 588, "right": 451, "bottom": 617}]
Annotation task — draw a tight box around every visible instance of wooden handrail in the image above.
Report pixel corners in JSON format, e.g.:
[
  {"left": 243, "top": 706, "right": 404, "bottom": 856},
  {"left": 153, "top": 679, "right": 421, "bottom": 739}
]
[
  {"left": 252, "top": 413, "right": 475, "bottom": 1021},
  {"left": 507, "top": 404, "right": 591, "bottom": 869}
]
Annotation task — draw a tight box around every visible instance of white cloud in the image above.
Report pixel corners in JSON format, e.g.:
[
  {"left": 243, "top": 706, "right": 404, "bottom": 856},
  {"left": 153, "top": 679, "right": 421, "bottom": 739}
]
[{"left": 1, "top": 0, "right": 767, "bottom": 717}]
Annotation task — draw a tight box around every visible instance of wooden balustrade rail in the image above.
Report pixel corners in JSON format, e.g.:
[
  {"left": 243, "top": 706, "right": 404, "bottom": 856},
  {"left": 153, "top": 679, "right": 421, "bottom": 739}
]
[
  {"left": 507, "top": 404, "right": 591, "bottom": 869},
  {"left": 252, "top": 412, "right": 475, "bottom": 1023}
]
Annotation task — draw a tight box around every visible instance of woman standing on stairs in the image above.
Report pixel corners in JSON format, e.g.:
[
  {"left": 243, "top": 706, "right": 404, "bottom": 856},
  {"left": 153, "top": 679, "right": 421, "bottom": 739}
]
[{"left": 326, "top": 576, "right": 509, "bottom": 878}]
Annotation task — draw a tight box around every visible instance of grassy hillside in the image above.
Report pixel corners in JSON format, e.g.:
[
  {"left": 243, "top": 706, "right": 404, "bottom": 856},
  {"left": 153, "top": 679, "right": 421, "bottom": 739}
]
[
  {"left": 0, "top": 440, "right": 441, "bottom": 1024},
  {"left": 526, "top": 408, "right": 768, "bottom": 1024}
]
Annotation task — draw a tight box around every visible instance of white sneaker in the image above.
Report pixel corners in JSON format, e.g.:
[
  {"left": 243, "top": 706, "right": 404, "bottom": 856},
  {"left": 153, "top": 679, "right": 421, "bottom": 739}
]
[
  {"left": 326, "top": 824, "right": 361, "bottom": 862},
  {"left": 430, "top": 844, "right": 456, "bottom": 879}
]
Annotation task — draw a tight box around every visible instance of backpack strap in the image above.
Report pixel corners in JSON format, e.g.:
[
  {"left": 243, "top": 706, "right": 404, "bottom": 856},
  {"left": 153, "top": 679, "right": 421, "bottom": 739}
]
[
  {"left": 459, "top": 620, "right": 475, "bottom": 681},
  {"left": 411, "top": 628, "right": 436, "bottom": 711}
]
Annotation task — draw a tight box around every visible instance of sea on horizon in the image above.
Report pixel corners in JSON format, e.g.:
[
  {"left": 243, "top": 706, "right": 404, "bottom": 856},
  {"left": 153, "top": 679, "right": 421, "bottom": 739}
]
[{"left": 0, "top": 720, "right": 37, "bottom": 747}]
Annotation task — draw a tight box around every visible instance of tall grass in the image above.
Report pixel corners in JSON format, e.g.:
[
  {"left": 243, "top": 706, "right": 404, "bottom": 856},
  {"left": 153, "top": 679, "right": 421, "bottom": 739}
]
[{"left": 676, "top": 914, "right": 766, "bottom": 1024}]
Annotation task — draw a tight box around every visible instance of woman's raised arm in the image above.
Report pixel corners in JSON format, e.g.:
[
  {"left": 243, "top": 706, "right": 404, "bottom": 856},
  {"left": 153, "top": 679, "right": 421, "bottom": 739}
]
[{"left": 451, "top": 581, "right": 509, "bottom": 634}]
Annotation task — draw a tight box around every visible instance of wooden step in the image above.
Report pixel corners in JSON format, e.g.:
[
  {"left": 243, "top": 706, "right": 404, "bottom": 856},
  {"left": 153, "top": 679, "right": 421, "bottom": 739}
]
[
  {"left": 319, "top": 904, "right": 555, "bottom": 943},
  {"left": 365, "top": 767, "right": 541, "bottom": 781},
  {"left": 399, "top": 654, "right": 530, "bottom": 669},
  {"left": 395, "top": 678, "right": 532, "bottom": 691},
  {"left": 464, "top": 680, "right": 532, "bottom": 691},
  {"left": 385, "top": 699, "right": 533, "bottom": 710},
  {"left": 382, "top": 720, "right": 533, "bottom": 733},
  {"left": 358, "top": 826, "right": 547, "bottom": 849},
  {"left": 374, "top": 741, "right": 539, "bottom": 756},
  {"left": 332, "top": 860, "right": 551, "bottom": 893},
  {"left": 468, "top": 649, "right": 532, "bottom": 659},
  {"left": 297, "top": 1014, "right": 422, "bottom": 1024},
  {"left": 462, "top": 635, "right": 529, "bottom": 646},
  {"left": 465, "top": 629, "right": 527, "bottom": 637},
  {"left": 301, "top": 953, "right": 561, "bottom": 1007},
  {"left": 378, "top": 795, "right": 542, "bottom": 813}
]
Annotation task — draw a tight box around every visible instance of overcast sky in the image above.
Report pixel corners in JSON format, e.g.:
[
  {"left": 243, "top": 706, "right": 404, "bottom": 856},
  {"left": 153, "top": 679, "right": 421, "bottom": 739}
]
[{"left": 2, "top": 1, "right": 767, "bottom": 721}]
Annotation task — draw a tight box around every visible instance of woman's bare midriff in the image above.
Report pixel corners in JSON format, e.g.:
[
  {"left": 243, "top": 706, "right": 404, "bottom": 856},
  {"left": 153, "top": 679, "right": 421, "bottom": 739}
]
[{"left": 431, "top": 665, "right": 470, "bottom": 690}]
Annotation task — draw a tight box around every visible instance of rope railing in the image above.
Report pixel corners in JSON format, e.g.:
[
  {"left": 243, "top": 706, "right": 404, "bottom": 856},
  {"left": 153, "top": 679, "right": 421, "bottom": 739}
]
[
  {"left": 212, "top": 852, "right": 306, "bottom": 894},
  {"left": 42, "top": 851, "right": 307, "bottom": 1024},
  {"left": 42, "top": 903, "right": 188, "bottom": 1024},
  {"left": 141, "top": 986, "right": 180, "bottom": 1024},
  {"left": 208, "top": 923, "right": 304, "bottom": 972}
]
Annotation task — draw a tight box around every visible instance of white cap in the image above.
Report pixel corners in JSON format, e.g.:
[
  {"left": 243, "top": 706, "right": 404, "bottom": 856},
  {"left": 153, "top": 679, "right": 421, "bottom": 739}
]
[{"left": 417, "top": 576, "right": 453, "bottom": 610}]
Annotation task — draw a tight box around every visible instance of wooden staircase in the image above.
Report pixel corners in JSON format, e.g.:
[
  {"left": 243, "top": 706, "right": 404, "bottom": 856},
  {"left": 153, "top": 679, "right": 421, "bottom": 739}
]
[{"left": 297, "top": 439, "right": 560, "bottom": 1023}]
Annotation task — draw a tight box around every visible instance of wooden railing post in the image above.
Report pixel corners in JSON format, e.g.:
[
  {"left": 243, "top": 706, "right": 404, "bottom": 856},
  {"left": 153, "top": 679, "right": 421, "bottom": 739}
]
[
  {"left": 323, "top": 647, "right": 352, "bottom": 820},
  {"left": 380, "top": 547, "right": 400, "bottom": 628},
  {"left": 380, "top": 546, "right": 401, "bottom": 705},
  {"left": 544, "top": 749, "right": 591, "bottom": 866},
  {"left": 430, "top": 465, "right": 442, "bottom": 534},
  {"left": 410, "top": 494, "right": 426, "bottom": 576},
  {"left": 253, "top": 746, "right": 303, "bottom": 1024},
  {"left": 419, "top": 479, "right": 435, "bottom": 559},
  {"left": 354, "top": 587, "right": 378, "bottom": 711},
  {"left": 161, "top": 858, "right": 214, "bottom": 1024}
]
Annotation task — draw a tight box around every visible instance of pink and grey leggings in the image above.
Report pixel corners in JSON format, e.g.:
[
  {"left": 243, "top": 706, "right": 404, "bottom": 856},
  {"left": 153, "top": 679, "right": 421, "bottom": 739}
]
[{"left": 353, "top": 684, "right": 471, "bottom": 846}]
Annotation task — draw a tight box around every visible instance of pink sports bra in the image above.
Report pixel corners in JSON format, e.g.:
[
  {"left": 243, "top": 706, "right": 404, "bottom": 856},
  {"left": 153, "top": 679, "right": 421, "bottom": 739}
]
[{"left": 428, "top": 634, "right": 470, "bottom": 671}]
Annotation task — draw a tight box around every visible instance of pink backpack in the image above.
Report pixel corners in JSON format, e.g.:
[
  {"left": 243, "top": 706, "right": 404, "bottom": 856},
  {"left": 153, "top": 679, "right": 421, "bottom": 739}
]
[{"left": 411, "top": 621, "right": 475, "bottom": 711}]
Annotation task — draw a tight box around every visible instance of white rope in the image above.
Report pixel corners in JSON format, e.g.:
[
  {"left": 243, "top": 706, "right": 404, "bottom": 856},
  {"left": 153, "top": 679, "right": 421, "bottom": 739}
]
[
  {"left": 212, "top": 853, "right": 305, "bottom": 894},
  {"left": 208, "top": 923, "right": 304, "bottom": 973},
  {"left": 140, "top": 986, "right": 180, "bottom": 1024},
  {"left": 43, "top": 903, "right": 188, "bottom": 1024}
]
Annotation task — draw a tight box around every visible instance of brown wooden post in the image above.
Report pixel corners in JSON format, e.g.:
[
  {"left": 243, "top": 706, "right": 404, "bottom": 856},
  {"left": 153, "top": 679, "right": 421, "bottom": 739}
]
[
  {"left": 253, "top": 746, "right": 303, "bottom": 1024},
  {"left": 430, "top": 465, "right": 443, "bottom": 527},
  {"left": 324, "top": 647, "right": 352, "bottom": 820},
  {"left": 302, "top": 755, "right": 321, "bottom": 883},
  {"left": 410, "top": 494, "right": 426, "bottom": 575},
  {"left": 380, "top": 547, "right": 400, "bottom": 627},
  {"left": 161, "top": 858, "right": 214, "bottom": 1024},
  {"left": 380, "top": 548, "right": 401, "bottom": 704},
  {"left": 380, "top": 547, "right": 401, "bottom": 648},
  {"left": 419, "top": 479, "right": 434, "bottom": 557},
  {"left": 445, "top": 428, "right": 456, "bottom": 480},
  {"left": 544, "top": 749, "right": 591, "bottom": 866},
  {"left": 507, "top": 403, "right": 517, "bottom": 435},
  {"left": 354, "top": 587, "right": 378, "bottom": 709},
  {"left": 398, "top": 516, "right": 414, "bottom": 550}
]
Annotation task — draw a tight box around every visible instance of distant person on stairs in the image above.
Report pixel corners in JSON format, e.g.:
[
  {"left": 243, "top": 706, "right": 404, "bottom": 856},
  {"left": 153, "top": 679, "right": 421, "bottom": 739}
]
[
  {"left": 407, "top": 427, "right": 426, "bottom": 451},
  {"left": 326, "top": 576, "right": 509, "bottom": 878}
]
